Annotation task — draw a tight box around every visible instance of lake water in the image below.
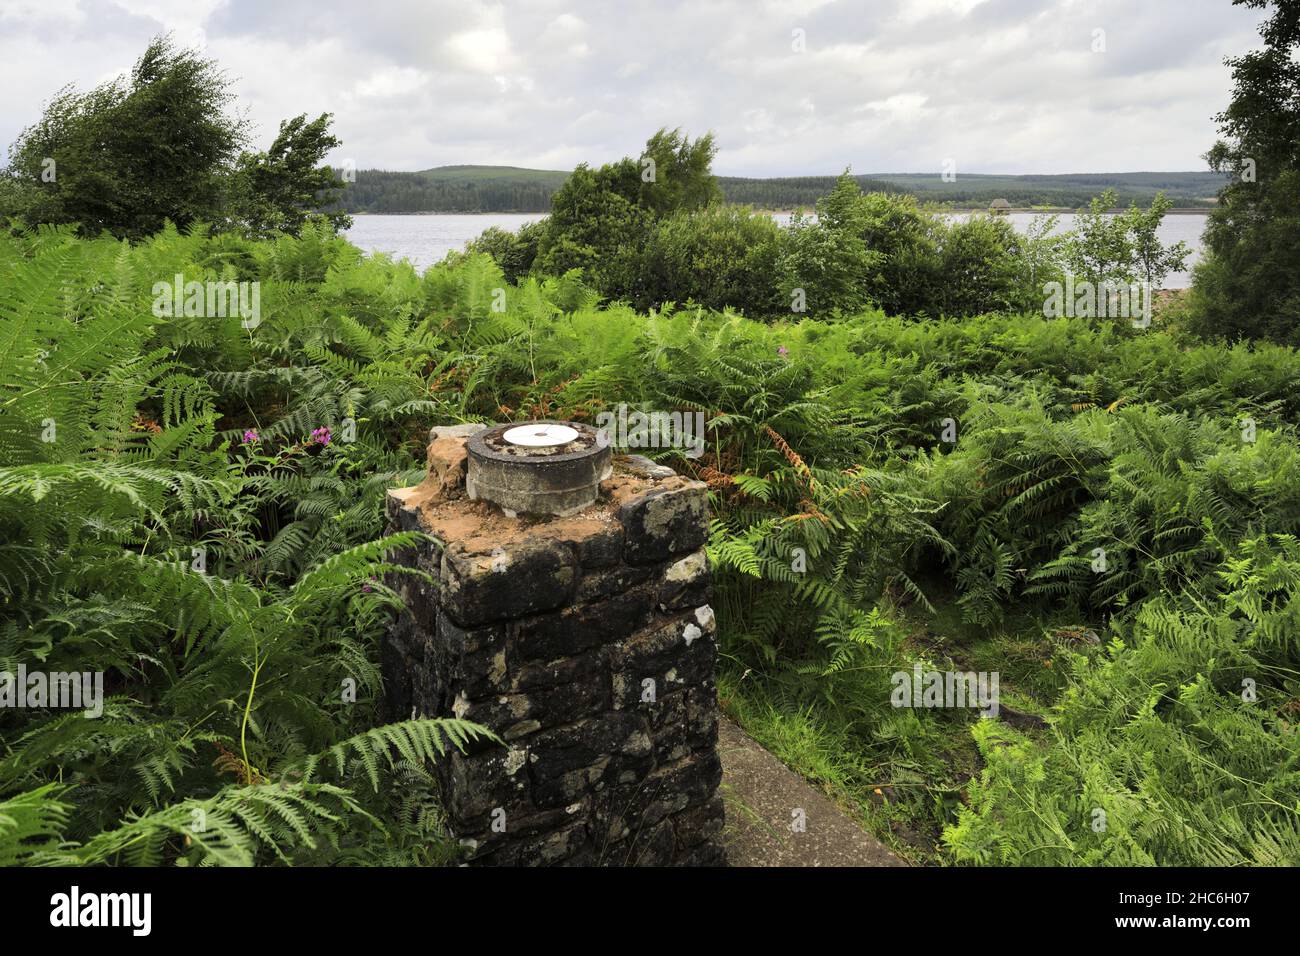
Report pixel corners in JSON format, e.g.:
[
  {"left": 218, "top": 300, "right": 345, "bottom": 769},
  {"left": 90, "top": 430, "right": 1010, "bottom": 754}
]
[
  {"left": 346, "top": 214, "right": 545, "bottom": 273},
  {"left": 346, "top": 211, "right": 1208, "bottom": 289}
]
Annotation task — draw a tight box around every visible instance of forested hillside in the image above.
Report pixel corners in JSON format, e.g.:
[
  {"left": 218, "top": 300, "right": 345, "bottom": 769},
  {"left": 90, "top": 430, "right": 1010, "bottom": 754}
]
[
  {"left": 334, "top": 166, "right": 1224, "bottom": 214},
  {"left": 871, "top": 171, "right": 1226, "bottom": 208},
  {"left": 335, "top": 166, "right": 569, "bottom": 213}
]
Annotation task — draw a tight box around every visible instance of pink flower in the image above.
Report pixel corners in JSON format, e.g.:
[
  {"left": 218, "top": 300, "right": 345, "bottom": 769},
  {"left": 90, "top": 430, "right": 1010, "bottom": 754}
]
[
  {"left": 777, "top": 345, "right": 790, "bottom": 357},
  {"left": 243, "top": 429, "right": 260, "bottom": 444},
  {"left": 310, "top": 427, "right": 332, "bottom": 446}
]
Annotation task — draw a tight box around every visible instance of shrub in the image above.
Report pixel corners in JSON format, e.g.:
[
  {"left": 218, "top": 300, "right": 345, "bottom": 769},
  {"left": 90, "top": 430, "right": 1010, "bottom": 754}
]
[
  {"left": 633, "top": 204, "right": 783, "bottom": 315},
  {"left": 464, "top": 220, "right": 544, "bottom": 284}
]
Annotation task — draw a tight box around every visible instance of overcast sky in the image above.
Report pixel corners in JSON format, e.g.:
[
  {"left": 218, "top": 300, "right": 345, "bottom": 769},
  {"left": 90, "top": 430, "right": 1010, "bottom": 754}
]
[{"left": 0, "top": 0, "right": 1268, "bottom": 176}]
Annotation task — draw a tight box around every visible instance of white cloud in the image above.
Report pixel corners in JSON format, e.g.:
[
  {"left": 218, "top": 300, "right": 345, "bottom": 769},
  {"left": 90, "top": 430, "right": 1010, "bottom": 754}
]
[
  {"left": 0, "top": 0, "right": 83, "bottom": 24},
  {"left": 356, "top": 66, "right": 429, "bottom": 99},
  {"left": 0, "top": 0, "right": 1272, "bottom": 175},
  {"left": 895, "top": 0, "right": 990, "bottom": 25},
  {"left": 857, "top": 93, "right": 928, "bottom": 117},
  {"left": 540, "top": 12, "right": 590, "bottom": 57},
  {"left": 110, "top": 0, "right": 225, "bottom": 36},
  {"left": 444, "top": 27, "right": 514, "bottom": 74}
]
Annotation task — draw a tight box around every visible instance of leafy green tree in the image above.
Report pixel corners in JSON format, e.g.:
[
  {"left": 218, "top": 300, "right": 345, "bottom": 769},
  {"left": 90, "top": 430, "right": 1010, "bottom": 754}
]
[
  {"left": 1055, "top": 190, "right": 1185, "bottom": 321},
  {"left": 2, "top": 36, "right": 351, "bottom": 242},
  {"left": 533, "top": 162, "right": 649, "bottom": 293},
  {"left": 936, "top": 215, "right": 1026, "bottom": 316},
  {"left": 774, "top": 173, "right": 1038, "bottom": 319},
  {"left": 776, "top": 210, "right": 877, "bottom": 318},
  {"left": 1060, "top": 189, "right": 1134, "bottom": 287},
  {"left": 805, "top": 177, "right": 953, "bottom": 317},
  {"left": 853, "top": 191, "right": 946, "bottom": 316},
  {"left": 817, "top": 169, "right": 872, "bottom": 233},
  {"left": 635, "top": 127, "right": 720, "bottom": 216},
  {"left": 1123, "top": 191, "right": 1189, "bottom": 291},
  {"left": 226, "top": 113, "right": 351, "bottom": 237},
  {"left": 1190, "top": 0, "right": 1300, "bottom": 343},
  {"left": 634, "top": 204, "right": 783, "bottom": 315},
  {"left": 464, "top": 220, "right": 545, "bottom": 283},
  {"left": 1012, "top": 213, "right": 1067, "bottom": 311},
  {"left": 533, "top": 128, "right": 720, "bottom": 299},
  {"left": 792, "top": 173, "right": 1026, "bottom": 318},
  {"left": 2, "top": 35, "right": 245, "bottom": 239}
]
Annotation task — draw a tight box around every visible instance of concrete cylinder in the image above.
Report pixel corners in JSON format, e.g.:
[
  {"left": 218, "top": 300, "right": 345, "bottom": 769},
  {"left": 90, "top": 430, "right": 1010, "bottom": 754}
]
[{"left": 466, "top": 420, "right": 613, "bottom": 517}]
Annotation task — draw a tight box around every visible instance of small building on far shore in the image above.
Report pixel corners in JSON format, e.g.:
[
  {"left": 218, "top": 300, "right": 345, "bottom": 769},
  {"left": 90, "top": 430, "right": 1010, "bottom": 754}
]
[{"left": 989, "top": 197, "right": 1012, "bottom": 215}]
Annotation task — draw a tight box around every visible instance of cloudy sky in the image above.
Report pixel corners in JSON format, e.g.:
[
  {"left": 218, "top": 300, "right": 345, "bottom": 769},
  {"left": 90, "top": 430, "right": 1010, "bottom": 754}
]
[{"left": 0, "top": 0, "right": 1268, "bottom": 176}]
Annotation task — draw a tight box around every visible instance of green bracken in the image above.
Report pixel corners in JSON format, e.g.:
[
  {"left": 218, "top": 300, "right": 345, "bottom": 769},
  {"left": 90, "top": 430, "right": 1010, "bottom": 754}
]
[{"left": 1, "top": 220, "right": 1296, "bottom": 865}]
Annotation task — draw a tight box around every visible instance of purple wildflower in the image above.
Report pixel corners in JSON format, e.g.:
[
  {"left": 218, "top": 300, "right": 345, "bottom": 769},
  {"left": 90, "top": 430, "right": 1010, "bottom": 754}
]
[
  {"left": 777, "top": 345, "right": 790, "bottom": 358},
  {"left": 310, "top": 427, "right": 332, "bottom": 446},
  {"left": 243, "top": 429, "right": 260, "bottom": 444}
]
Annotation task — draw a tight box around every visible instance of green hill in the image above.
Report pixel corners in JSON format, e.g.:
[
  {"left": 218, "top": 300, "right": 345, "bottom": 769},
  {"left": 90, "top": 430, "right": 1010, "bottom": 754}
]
[
  {"left": 867, "top": 171, "right": 1226, "bottom": 208},
  {"left": 336, "top": 165, "right": 569, "bottom": 214},
  {"left": 333, "top": 165, "right": 1225, "bottom": 214},
  {"left": 417, "top": 165, "right": 570, "bottom": 184}
]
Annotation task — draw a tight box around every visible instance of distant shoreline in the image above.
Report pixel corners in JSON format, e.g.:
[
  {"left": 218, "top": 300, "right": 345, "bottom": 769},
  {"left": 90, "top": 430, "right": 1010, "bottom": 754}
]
[
  {"left": 348, "top": 206, "right": 1213, "bottom": 217},
  {"left": 348, "top": 210, "right": 546, "bottom": 216},
  {"left": 750, "top": 205, "right": 1212, "bottom": 215}
]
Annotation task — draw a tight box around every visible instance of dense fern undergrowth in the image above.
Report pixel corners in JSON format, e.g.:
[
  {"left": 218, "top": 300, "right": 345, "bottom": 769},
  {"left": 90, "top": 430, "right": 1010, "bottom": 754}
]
[{"left": 3, "top": 224, "right": 1298, "bottom": 866}]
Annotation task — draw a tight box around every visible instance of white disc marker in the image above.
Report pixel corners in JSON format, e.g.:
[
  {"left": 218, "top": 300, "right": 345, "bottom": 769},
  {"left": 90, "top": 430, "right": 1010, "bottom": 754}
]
[{"left": 503, "top": 423, "right": 579, "bottom": 448}]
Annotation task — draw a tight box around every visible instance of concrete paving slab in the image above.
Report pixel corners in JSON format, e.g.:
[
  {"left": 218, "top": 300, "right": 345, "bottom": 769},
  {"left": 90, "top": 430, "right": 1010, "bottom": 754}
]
[{"left": 718, "top": 717, "right": 906, "bottom": 867}]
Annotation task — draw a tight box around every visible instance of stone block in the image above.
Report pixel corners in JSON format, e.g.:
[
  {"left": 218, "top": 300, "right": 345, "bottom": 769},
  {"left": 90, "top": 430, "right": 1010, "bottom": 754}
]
[
  {"left": 673, "top": 795, "right": 726, "bottom": 849},
  {"left": 440, "top": 538, "right": 576, "bottom": 626},
  {"left": 645, "top": 691, "right": 691, "bottom": 765},
  {"left": 653, "top": 750, "right": 723, "bottom": 809},
  {"left": 657, "top": 547, "right": 710, "bottom": 610},
  {"left": 473, "top": 820, "right": 591, "bottom": 867},
  {"left": 380, "top": 621, "right": 414, "bottom": 723},
  {"left": 618, "top": 454, "right": 678, "bottom": 480},
  {"left": 608, "top": 607, "right": 717, "bottom": 709},
  {"left": 575, "top": 562, "right": 655, "bottom": 604},
  {"left": 624, "top": 818, "right": 676, "bottom": 867},
  {"left": 686, "top": 682, "right": 720, "bottom": 752},
  {"left": 456, "top": 669, "right": 609, "bottom": 739},
  {"left": 618, "top": 479, "right": 709, "bottom": 564},
  {"left": 385, "top": 487, "right": 423, "bottom": 532},
  {"left": 435, "top": 613, "right": 510, "bottom": 701},
  {"left": 423, "top": 435, "right": 471, "bottom": 498},
  {"left": 429, "top": 423, "right": 491, "bottom": 443},
  {"left": 512, "top": 582, "right": 656, "bottom": 662},
  {"left": 444, "top": 746, "right": 531, "bottom": 825},
  {"left": 528, "top": 713, "right": 654, "bottom": 809}
]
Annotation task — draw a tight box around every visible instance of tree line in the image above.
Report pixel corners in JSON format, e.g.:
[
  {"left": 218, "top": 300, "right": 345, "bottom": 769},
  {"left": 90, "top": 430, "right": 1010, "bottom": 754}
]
[
  {"left": 462, "top": 129, "right": 1190, "bottom": 322},
  {"left": 333, "top": 171, "right": 560, "bottom": 213},
  {"left": 331, "top": 169, "right": 1218, "bottom": 215}
]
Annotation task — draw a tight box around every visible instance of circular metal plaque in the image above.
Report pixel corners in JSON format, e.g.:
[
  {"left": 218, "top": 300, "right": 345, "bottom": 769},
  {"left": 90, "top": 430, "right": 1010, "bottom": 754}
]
[{"left": 502, "top": 423, "right": 580, "bottom": 448}]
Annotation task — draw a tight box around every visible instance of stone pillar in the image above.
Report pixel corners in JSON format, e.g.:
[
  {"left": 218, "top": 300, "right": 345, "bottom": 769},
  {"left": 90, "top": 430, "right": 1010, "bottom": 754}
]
[{"left": 382, "top": 424, "right": 726, "bottom": 866}]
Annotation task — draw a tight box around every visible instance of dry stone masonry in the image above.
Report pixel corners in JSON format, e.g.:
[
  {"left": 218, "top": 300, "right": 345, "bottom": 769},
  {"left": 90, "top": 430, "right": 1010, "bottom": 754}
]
[{"left": 382, "top": 423, "right": 726, "bottom": 866}]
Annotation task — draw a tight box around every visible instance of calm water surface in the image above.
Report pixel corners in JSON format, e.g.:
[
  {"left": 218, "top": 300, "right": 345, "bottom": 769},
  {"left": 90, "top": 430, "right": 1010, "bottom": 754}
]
[
  {"left": 347, "top": 212, "right": 1208, "bottom": 289},
  {"left": 345, "top": 214, "right": 544, "bottom": 273}
]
